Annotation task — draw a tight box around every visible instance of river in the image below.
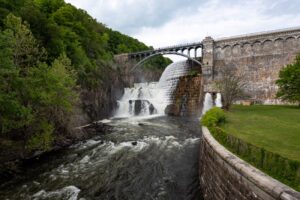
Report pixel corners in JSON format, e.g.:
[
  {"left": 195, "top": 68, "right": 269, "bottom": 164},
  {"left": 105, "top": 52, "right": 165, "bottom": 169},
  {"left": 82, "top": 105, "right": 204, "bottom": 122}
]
[{"left": 0, "top": 116, "right": 202, "bottom": 200}]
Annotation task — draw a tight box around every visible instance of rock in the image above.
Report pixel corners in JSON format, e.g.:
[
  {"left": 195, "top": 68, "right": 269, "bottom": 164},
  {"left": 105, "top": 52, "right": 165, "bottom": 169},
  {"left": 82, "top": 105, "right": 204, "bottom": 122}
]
[
  {"left": 131, "top": 141, "right": 138, "bottom": 146},
  {"left": 149, "top": 103, "right": 156, "bottom": 115},
  {"left": 134, "top": 100, "right": 142, "bottom": 115},
  {"left": 164, "top": 104, "right": 180, "bottom": 116}
]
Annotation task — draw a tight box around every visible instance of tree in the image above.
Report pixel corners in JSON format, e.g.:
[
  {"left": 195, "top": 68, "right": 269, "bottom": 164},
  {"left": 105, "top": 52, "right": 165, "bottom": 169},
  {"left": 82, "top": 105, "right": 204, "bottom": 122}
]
[
  {"left": 4, "top": 13, "right": 46, "bottom": 72},
  {"left": 24, "top": 54, "right": 77, "bottom": 151},
  {"left": 276, "top": 55, "right": 300, "bottom": 107},
  {"left": 213, "top": 65, "right": 247, "bottom": 110},
  {"left": 0, "top": 14, "right": 78, "bottom": 152}
]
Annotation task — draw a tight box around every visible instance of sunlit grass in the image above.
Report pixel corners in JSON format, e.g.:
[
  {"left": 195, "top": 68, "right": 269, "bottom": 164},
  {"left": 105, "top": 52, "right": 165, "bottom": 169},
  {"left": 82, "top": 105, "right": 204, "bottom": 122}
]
[{"left": 222, "top": 105, "right": 300, "bottom": 161}]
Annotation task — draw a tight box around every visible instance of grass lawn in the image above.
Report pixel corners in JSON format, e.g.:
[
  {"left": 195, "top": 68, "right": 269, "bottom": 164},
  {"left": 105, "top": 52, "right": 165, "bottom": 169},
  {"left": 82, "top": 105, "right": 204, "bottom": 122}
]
[{"left": 221, "top": 105, "right": 300, "bottom": 162}]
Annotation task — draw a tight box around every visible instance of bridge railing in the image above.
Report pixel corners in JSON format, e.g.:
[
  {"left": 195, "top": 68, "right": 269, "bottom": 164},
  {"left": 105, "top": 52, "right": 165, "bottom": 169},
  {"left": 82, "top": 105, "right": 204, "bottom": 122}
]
[
  {"left": 128, "top": 42, "right": 203, "bottom": 56},
  {"left": 152, "top": 42, "right": 202, "bottom": 51}
]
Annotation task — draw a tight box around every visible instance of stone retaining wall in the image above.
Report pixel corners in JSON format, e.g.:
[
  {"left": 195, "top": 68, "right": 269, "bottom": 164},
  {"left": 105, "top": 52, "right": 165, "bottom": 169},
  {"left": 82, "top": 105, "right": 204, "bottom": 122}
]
[{"left": 199, "top": 127, "right": 300, "bottom": 200}]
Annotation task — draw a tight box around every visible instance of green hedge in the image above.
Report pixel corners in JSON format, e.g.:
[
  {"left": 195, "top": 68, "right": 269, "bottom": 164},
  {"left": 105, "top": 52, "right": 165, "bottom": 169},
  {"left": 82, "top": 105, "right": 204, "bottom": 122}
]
[
  {"left": 201, "top": 107, "right": 225, "bottom": 127},
  {"left": 201, "top": 109, "right": 300, "bottom": 191}
]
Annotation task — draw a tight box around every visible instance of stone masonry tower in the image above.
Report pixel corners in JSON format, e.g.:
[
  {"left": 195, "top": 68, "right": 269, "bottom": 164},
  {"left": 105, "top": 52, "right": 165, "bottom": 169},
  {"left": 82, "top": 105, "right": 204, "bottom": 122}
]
[{"left": 201, "top": 36, "right": 214, "bottom": 91}]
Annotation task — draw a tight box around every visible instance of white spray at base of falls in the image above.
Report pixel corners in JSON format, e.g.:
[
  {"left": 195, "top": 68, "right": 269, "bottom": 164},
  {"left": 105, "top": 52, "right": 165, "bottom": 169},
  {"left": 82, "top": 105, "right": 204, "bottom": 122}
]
[
  {"left": 114, "top": 82, "right": 167, "bottom": 118},
  {"left": 114, "top": 61, "right": 194, "bottom": 118},
  {"left": 202, "top": 93, "right": 213, "bottom": 115},
  {"left": 215, "top": 93, "right": 223, "bottom": 108},
  {"left": 202, "top": 92, "right": 223, "bottom": 115}
]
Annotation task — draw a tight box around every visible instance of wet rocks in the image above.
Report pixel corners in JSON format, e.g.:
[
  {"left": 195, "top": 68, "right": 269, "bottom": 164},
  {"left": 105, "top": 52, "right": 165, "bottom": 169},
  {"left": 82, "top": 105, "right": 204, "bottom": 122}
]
[
  {"left": 134, "top": 100, "right": 142, "bottom": 115},
  {"left": 75, "top": 122, "right": 113, "bottom": 140},
  {"left": 164, "top": 104, "right": 180, "bottom": 116}
]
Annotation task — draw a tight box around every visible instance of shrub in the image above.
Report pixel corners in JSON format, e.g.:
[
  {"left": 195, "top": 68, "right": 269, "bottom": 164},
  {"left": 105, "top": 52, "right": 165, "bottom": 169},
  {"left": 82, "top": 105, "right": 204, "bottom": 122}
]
[{"left": 201, "top": 107, "right": 225, "bottom": 127}]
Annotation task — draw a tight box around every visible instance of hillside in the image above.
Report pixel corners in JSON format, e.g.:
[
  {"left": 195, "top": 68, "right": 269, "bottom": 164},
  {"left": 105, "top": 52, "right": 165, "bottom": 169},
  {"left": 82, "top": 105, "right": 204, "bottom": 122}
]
[{"left": 0, "top": 0, "right": 172, "bottom": 172}]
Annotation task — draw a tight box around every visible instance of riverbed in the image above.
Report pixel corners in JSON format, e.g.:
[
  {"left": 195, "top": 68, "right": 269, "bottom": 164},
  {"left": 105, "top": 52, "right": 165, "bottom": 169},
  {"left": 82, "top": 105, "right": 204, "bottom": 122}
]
[{"left": 0, "top": 116, "right": 202, "bottom": 200}]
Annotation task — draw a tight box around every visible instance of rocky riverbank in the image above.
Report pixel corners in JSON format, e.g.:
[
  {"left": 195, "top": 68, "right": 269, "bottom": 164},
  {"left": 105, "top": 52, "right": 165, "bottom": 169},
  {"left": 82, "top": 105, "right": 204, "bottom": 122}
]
[{"left": 0, "top": 122, "right": 113, "bottom": 186}]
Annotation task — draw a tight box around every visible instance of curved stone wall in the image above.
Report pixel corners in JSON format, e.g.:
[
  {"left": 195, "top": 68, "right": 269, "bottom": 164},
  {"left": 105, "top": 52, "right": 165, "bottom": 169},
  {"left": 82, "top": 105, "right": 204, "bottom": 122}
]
[{"left": 199, "top": 127, "right": 300, "bottom": 200}]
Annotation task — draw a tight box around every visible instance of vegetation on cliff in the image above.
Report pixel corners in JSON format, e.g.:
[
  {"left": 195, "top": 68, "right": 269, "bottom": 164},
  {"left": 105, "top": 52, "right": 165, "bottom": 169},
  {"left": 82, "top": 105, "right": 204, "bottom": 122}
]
[{"left": 0, "top": 0, "right": 171, "bottom": 158}]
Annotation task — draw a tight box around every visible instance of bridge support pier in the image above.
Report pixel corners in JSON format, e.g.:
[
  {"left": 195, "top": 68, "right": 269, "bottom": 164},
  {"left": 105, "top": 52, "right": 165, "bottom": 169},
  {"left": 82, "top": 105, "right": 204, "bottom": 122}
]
[{"left": 202, "top": 36, "right": 215, "bottom": 92}]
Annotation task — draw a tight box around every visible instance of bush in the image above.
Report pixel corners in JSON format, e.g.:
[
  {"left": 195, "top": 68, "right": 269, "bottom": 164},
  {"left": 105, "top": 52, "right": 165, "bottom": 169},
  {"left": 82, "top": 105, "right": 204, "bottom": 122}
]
[{"left": 201, "top": 107, "right": 225, "bottom": 127}]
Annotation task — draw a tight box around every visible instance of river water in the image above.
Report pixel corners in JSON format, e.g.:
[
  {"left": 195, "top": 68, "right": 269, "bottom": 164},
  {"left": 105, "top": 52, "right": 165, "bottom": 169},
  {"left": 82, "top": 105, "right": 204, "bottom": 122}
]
[{"left": 0, "top": 116, "right": 202, "bottom": 200}]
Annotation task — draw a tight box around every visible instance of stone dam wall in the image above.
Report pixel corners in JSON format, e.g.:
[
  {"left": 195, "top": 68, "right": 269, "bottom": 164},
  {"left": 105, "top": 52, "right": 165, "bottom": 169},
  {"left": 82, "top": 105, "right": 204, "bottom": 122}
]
[
  {"left": 170, "top": 74, "right": 203, "bottom": 116},
  {"left": 199, "top": 127, "right": 300, "bottom": 200},
  {"left": 203, "top": 27, "right": 300, "bottom": 103}
]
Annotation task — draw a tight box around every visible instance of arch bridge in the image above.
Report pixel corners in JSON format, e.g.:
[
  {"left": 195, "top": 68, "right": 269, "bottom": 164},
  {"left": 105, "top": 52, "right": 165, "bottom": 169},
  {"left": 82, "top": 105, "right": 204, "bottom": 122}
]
[
  {"left": 130, "top": 51, "right": 203, "bottom": 72},
  {"left": 128, "top": 42, "right": 203, "bottom": 60}
]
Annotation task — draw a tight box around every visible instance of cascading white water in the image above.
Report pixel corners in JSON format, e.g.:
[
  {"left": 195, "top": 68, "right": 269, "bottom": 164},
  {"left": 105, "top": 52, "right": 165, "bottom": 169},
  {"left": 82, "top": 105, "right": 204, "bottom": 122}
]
[
  {"left": 114, "top": 82, "right": 166, "bottom": 118},
  {"left": 158, "top": 61, "right": 194, "bottom": 105},
  {"left": 215, "top": 93, "right": 222, "bottom": 107},
  {"left": 115, "top": 61, "right": 194, "bottom": 118},
  {"left": 202, "top": 93, "right": 213, "bottom": 115}
]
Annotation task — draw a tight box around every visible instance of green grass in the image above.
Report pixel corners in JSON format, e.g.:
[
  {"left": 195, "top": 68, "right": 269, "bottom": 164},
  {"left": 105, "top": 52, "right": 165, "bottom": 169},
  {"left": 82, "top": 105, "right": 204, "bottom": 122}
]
[{"left": 222, "top": 105, "right": 300, "bottom": 162}]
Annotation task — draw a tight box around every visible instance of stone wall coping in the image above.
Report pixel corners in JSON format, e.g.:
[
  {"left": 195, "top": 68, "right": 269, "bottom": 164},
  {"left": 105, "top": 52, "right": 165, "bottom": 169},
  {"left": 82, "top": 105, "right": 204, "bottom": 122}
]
[
  {"left": 214, "top": 26, "right": 300, "bottom": 43},
  {"left": 202, "top": 126, "right": 300, "bottom": 200}
]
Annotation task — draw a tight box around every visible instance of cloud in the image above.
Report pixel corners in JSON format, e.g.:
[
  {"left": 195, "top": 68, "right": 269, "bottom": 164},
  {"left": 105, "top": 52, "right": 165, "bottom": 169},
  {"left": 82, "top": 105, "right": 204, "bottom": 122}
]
[
  {"left": 65, "top": 0, "right": 203, "bottom": 34},
  {"left": 133, "top": 0, "right": 300, "bottom": 47},
  {"left": 65, "top": 0, "right": 300, "bottom": 57}
]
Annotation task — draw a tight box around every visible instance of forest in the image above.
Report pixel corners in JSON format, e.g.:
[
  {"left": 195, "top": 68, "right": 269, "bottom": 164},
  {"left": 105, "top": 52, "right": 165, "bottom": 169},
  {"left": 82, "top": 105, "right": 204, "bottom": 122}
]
[{"left": 0, "top": 0, "right": 171, "bottom": 160}]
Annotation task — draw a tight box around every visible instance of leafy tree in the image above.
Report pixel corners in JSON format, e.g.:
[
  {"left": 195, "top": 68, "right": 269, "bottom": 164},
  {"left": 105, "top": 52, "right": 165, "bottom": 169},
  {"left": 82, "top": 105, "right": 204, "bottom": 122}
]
[
  {"left": 0, "top": 14, "right": 77, "bottom": 152},
  {"left": 0, "top": 21, "right": 33, "bottom": 134},
  {"left": 34, "top": 0, "right": 65, "bottom": 14},
  {"left": 276, "top": 55, "right": 300, "bottom": 107},
  {"left": 4, "top": 13, "right": 46, "bottom": 72}
]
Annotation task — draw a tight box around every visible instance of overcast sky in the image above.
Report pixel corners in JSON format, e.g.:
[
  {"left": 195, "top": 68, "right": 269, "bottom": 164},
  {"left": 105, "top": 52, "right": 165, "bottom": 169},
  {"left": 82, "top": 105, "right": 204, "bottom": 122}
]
[{"left": 65, "top": 0, "right": 300, "bottom": 55}]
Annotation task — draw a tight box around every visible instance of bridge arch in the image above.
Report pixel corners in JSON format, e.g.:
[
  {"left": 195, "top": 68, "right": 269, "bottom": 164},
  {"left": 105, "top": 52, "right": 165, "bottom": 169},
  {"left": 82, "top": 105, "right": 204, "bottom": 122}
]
[{"left": 130, "top": 51, "right": 203, "bottom": 72}]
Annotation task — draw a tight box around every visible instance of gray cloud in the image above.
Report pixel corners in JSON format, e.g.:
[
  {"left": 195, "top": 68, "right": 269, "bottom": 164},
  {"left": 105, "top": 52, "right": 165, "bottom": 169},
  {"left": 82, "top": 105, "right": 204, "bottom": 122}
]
[
  {"left": 262, "top": 0, "right": 300, "bottom": 16},
  {"left": 66, "top": 0, "right": 205, "bottom": 34},
  {"left": 66, "top": 0, "right": 300, "bottom": 54}
]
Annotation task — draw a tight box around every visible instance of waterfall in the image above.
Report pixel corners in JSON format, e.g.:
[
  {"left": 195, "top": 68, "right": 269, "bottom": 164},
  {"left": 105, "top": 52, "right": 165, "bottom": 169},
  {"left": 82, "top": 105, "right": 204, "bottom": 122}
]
[
  {"left": 215, "top": 93, "right": 222, "bottom": 107},
  {"left": 201, "top": 93, "right": 223, "bottom": 115},
  {"left": 114, "top": 82, "right": 166, "bottom": 118},
  {"left": 158, "top": 61, "right": 194, "bottom": 105},
  {"left": 202, "top": 93, "right": 213, "bottom": 115},
  {"left": 115, "top": 61, "right": 195, "bottom": 118}
]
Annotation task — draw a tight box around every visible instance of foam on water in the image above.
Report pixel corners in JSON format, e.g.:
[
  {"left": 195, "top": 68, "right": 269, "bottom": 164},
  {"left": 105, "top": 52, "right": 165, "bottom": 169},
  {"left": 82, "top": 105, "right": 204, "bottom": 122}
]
[
  {"left": 0, "top": 117, "right": 202, "bottom": 200},
  {"left": 33, "top": 186, "right": 80, "bottom": 200}
]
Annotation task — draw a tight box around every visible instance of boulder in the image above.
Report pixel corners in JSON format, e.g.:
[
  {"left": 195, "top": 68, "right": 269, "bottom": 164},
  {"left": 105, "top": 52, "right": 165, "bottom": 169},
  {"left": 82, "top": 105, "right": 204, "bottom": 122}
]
[
  {"left": 164, "top": 104, "right": 180, "bottom": 116},
  {"left": 134, "top": 100, "right": 142, "bottom": 115}
]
